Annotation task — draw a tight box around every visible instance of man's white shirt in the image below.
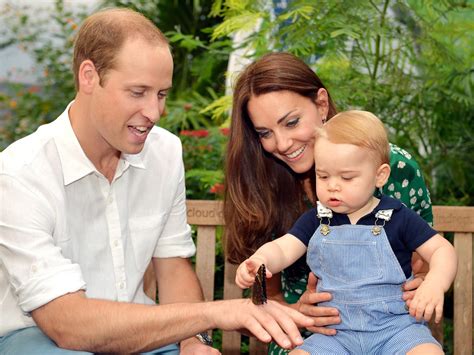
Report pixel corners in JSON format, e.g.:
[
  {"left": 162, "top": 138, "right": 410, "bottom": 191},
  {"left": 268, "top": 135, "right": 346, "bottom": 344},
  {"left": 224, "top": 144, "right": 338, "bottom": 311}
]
[{"left": 0, "top": 103, "right": 196, "bottom": 336}]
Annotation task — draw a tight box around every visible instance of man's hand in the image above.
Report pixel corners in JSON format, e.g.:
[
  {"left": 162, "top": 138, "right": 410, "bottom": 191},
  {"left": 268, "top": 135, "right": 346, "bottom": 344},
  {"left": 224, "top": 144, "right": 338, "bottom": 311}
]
[
  {"left": 295, "top": 273, "right": 340, "bottom": 335},
  {"left": 208, "top": 298, "right": 313, "bottom": 350},
  {"left": 180, "top": 337, "right": 220, "bottom": 355}
]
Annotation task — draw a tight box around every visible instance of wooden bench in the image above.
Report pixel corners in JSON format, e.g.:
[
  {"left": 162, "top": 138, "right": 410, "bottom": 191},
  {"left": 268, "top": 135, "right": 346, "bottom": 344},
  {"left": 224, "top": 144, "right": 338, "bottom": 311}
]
[{"left": 145, "top": 201, "right": 473, "bottom": 354}]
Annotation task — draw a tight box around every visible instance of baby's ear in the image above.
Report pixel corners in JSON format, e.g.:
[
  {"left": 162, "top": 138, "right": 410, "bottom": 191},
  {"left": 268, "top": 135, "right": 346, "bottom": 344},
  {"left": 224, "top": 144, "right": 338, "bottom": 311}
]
[{"left": 375, "top": 163, "right": 391, "bottom": 188}]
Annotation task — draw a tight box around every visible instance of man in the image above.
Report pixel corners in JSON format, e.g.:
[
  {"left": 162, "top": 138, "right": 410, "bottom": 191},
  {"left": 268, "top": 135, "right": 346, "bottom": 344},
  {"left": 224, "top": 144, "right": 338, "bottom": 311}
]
[{"left": 0, "top": 8, "right": 312, "bottom": 355}]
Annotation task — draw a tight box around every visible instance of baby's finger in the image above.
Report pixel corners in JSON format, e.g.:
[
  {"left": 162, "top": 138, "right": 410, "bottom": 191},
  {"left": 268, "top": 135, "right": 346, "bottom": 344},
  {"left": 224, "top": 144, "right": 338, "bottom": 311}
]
[
  {"left": 408, "top": 299, "right": 418, "bottom": 318},
  {"left": 245, "top": 259, "right": 261, "bottom": 273},
  {"left": 242, "top": 272, "right": 256, "bottom": 285},
  {"left": 434, "top": 302, "right": 444, "bottom": 324},
  {"left": 414, "top": 300, "right": 427, "bottom": 321},
  {"left": 236, "top": 275, "right": 251, "bottom": 289},
  {"left": 423, "top": 303, "right": 434, "bottom": 322}
]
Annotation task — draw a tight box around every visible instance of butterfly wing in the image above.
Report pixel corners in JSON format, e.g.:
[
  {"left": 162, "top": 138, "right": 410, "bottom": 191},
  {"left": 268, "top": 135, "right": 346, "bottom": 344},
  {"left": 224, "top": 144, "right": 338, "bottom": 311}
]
[{"left": 251, "top": 264, "right": 267, "bottom": 305}]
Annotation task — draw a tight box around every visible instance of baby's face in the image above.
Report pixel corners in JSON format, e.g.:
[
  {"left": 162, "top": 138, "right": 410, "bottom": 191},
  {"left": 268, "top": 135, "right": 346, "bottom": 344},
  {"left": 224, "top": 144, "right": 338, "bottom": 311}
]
[{"left": 314, "top": 137, "right": 382, "bottom": 217}]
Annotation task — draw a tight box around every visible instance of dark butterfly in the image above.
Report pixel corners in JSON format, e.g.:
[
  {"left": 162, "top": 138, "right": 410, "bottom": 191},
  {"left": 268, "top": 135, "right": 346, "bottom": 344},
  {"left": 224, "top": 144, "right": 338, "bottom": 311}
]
[{"left": 251, "top": 264, "right": 267, "bottom": 305}]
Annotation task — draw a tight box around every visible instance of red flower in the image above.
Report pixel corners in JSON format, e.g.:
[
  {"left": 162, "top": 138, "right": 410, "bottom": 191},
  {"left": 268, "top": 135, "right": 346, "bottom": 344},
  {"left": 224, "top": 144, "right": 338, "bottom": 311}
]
[
  {"left": 209, "top": 183, "right": 225, "bottom": 194},
  {"left": 28, "top": 86, "right": 40, "bottom": 94},
  {"left": 220, "top": 127, "right": 230, "bottom": 136},
  {"left": 180, "top": 129, "right": 209, "bottom": 137}
]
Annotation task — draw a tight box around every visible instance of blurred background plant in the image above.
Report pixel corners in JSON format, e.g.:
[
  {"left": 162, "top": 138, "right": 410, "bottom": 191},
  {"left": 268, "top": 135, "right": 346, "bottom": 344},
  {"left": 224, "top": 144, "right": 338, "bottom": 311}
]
[
  {"left": 209, "top": 0, "right": 473, "bottom": 207},
  {"left": 180, "top": 127, "right": 228, "bottom": 199},
  {"left": 0, "top": 0, "right": 86, "bottom": 146}
]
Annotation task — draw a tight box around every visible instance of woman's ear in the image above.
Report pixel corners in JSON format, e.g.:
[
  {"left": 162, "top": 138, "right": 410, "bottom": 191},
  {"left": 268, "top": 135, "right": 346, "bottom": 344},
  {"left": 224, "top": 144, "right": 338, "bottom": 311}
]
[
  {"left": 77, "top": 60, "right": 98, "bottom": 94},
  {"left": 314, "top": 88, "right": 329, "bottom": 119},
  {"left": 375, "top": 163, "right": 391, "bottom": 188}
]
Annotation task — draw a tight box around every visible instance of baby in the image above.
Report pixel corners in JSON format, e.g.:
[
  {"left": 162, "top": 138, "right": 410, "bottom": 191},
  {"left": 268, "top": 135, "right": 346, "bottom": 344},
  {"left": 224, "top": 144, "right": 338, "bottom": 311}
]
[{"left": 236, "top": 110, "right": 457, "bottom": 354}]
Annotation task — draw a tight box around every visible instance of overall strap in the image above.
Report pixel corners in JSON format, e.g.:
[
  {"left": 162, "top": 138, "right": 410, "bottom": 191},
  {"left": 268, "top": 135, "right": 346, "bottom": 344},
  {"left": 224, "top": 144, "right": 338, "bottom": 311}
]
[
  {"left": 372, "top": 209, "right": 394, "bottom": 235},
  {"left": 316, "top": 202, "right": 333, "bottom": 236}
]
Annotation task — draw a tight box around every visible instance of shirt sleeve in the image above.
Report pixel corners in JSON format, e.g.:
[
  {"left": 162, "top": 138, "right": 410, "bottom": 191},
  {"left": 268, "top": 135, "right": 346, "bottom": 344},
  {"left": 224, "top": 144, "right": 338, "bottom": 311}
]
[
  {"left": 401, "top": 205, "right": 438, "bottom": 251},
  {"left": 0, "top": 174, "right": 86, "bottom": 313},
  {"left": 153, "top": 143, "right": 196, "bottom": 259},
  {"left": 288, "top": 208, "right": 319, "bottom": 246},
  {"left": 383, "top": 144, "right": 433, "bottom": 225}
]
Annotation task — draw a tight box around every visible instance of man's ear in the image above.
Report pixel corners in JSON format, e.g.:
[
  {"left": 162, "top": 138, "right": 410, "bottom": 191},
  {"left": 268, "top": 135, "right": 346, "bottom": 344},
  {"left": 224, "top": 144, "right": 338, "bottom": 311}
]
[
  {"left": 77, "top": 60, "right": 98, "bottom": 94},
  {"left": 314, "top": 88, "right": 329, "bottom": 119},
  {"left": 375, "top": 163, "right": 391, "bottom": 188}
]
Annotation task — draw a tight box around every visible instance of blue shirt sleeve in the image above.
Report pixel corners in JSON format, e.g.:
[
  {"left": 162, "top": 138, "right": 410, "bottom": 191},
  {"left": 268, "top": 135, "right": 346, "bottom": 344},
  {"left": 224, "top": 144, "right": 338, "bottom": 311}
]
[
  {"left": 401, "top": 205, "right": 438, "bottom": 251},
  {"left": 288, "top": 208, "right": 320, "bottom": 246}
]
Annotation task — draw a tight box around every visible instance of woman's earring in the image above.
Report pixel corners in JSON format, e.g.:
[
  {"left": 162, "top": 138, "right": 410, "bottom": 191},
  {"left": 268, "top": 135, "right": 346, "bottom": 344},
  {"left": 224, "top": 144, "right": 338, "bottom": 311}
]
[{"left": 322, "top": 116, "right": 328, "bottom": 124}]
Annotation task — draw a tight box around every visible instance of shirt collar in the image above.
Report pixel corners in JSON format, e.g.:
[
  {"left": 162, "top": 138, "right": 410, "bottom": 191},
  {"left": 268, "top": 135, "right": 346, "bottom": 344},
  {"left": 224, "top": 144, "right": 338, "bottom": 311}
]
[
  {"left": 54, "top": 102, "right": 97, "bottom": 186},
  {"left": 372, "top": 194, "right": 403, "bottom": 213},
  {"left": 54, "top": 102, "right": 146, "bottom": 186},
  {"left": 121, "top": 152, "right": 146, "bottom": 169}
]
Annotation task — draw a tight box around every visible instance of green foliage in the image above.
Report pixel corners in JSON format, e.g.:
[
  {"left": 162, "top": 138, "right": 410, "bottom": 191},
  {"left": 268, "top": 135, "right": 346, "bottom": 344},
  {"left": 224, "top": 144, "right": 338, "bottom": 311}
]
[
  {"left": 104, "top": 0, "right": 232, "bottom": 133},
  {"left": 179, "top": 127, "right": 229, "bottom": 199},
  {"left": 0, "top": 0, "right": 89, "bottom": 148},
  {"left": 209, "top": 0, "right": 474, "bottom": 207}
]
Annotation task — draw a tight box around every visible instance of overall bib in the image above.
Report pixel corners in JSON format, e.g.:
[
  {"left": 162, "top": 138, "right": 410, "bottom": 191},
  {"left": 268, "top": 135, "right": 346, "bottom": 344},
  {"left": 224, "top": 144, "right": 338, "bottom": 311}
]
[{"left": 297, "top": 204, "right": 440, "bottom": 354}]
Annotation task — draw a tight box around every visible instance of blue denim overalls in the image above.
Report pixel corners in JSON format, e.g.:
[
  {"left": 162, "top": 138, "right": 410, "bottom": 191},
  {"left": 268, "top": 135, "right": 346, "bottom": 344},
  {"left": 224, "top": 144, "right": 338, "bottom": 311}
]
[{"left": 296, "top": 203, "right": 440, "bottom": 354}]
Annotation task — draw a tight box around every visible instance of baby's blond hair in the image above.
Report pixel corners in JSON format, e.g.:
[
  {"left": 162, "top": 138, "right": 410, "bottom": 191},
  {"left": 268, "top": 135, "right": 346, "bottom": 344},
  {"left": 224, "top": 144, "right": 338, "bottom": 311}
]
[{"left": 315, "top": 110, "right": 390, "bottom": 165}]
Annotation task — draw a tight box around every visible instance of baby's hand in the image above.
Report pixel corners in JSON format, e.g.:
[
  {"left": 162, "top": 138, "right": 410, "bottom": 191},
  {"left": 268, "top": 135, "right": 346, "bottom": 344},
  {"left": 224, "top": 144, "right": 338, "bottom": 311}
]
[
  {"left": 235, "top": 257, "right": 271, "bottom": 289},
  {"left": 408, "top": 279, "right": 444, "bottom": 323}
]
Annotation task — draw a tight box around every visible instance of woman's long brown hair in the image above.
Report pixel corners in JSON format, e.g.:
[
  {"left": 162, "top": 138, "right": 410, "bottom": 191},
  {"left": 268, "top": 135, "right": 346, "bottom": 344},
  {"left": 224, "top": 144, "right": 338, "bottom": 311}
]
[{"left": 224, "top": 52, "right": 337, "bottom": 264}]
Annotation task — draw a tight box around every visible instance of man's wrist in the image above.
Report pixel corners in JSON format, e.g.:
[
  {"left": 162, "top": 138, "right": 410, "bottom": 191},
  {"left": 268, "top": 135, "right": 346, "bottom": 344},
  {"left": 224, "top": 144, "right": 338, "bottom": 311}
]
[{"left": 195, "top": 331, "right": 213, "bottom": 346}]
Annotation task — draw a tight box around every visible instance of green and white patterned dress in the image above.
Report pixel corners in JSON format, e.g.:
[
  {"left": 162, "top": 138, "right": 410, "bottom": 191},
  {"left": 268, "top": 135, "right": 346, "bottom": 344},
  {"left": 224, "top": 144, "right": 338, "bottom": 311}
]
[{"left": 268, "top": 144, "right": 433, "bottom": 355}]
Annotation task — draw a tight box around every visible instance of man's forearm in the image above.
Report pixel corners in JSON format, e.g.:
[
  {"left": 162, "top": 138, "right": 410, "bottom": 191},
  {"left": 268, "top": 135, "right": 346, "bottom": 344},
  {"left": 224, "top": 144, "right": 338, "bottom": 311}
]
[
  {"left": 32, "top": 258, "right": 208, "bottom": 353},
  {"left": 153, "top": 257, "right": 207, "bottom": 350},
  {"left": 32, "top": 291, "right": 217, "bottom": 353},
  {"left": 153, "top": 257, "right": 204, "bottom": 304}
]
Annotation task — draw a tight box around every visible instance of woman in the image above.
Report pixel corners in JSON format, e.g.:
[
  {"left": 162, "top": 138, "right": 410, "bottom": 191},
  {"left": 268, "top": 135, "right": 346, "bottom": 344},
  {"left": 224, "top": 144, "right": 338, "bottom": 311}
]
[{"left": 224, "top": 52, "right": 433, "bottom": 354}]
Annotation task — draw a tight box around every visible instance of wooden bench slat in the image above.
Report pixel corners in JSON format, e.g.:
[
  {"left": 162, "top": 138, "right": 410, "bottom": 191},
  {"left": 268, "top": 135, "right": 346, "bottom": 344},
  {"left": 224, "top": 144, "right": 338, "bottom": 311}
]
[
  {"left": 186, "top": 200, "right": 224, "bottom": 225},
  {"left": 433, "top": 206, "right": 474, "bottom": 232},
  {"left": 428, "top": 232, "right": 445, "bottom": 344},
  {"left": 249, "top": 337, "right": 268, "bottom": 354},
  {"left": 143, "top": 262, "right": 157, "bottom": 302},
  {"left": 195, "top": 226, "right": 216, "bottom": 302},
  {"left": 453, "top": 232, "right": 473, "bottom": 355},
  {"left": 222, "top": 262, "right": 242, "bottom": 353}
]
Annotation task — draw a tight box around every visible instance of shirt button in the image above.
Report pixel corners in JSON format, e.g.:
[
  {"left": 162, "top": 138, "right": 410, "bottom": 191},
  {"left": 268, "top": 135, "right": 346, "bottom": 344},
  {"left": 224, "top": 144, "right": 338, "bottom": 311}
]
[
  {"left": 108, "top": 195, "right": 113, "bottom": 204},
  {"left": 114, "top": 240, "right": 119, "bottom": 247},
  {"left": 31, "top": 265, "right": 37, "bottom": 273},
  {"left": 119, "top": 282, "right": 125, "bottom": 289}
]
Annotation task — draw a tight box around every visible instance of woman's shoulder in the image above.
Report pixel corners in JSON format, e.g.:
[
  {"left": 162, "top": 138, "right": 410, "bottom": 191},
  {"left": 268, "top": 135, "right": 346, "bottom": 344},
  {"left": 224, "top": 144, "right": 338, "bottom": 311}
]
[
  {"left": 389, "top": 143, "right": 420, "bottom": 168},
  {"left": 385, "top": 143, "right": 433, "bottom": 224},
  {"left": 388, "top": 143, "right": 423, "bottom": 181}
]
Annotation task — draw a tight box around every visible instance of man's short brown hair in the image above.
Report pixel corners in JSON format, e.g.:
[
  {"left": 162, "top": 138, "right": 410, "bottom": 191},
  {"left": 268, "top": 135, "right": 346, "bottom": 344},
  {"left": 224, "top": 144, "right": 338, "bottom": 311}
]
[{"left": 73, "top": 8, "right": 168, "bottom": 89}]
